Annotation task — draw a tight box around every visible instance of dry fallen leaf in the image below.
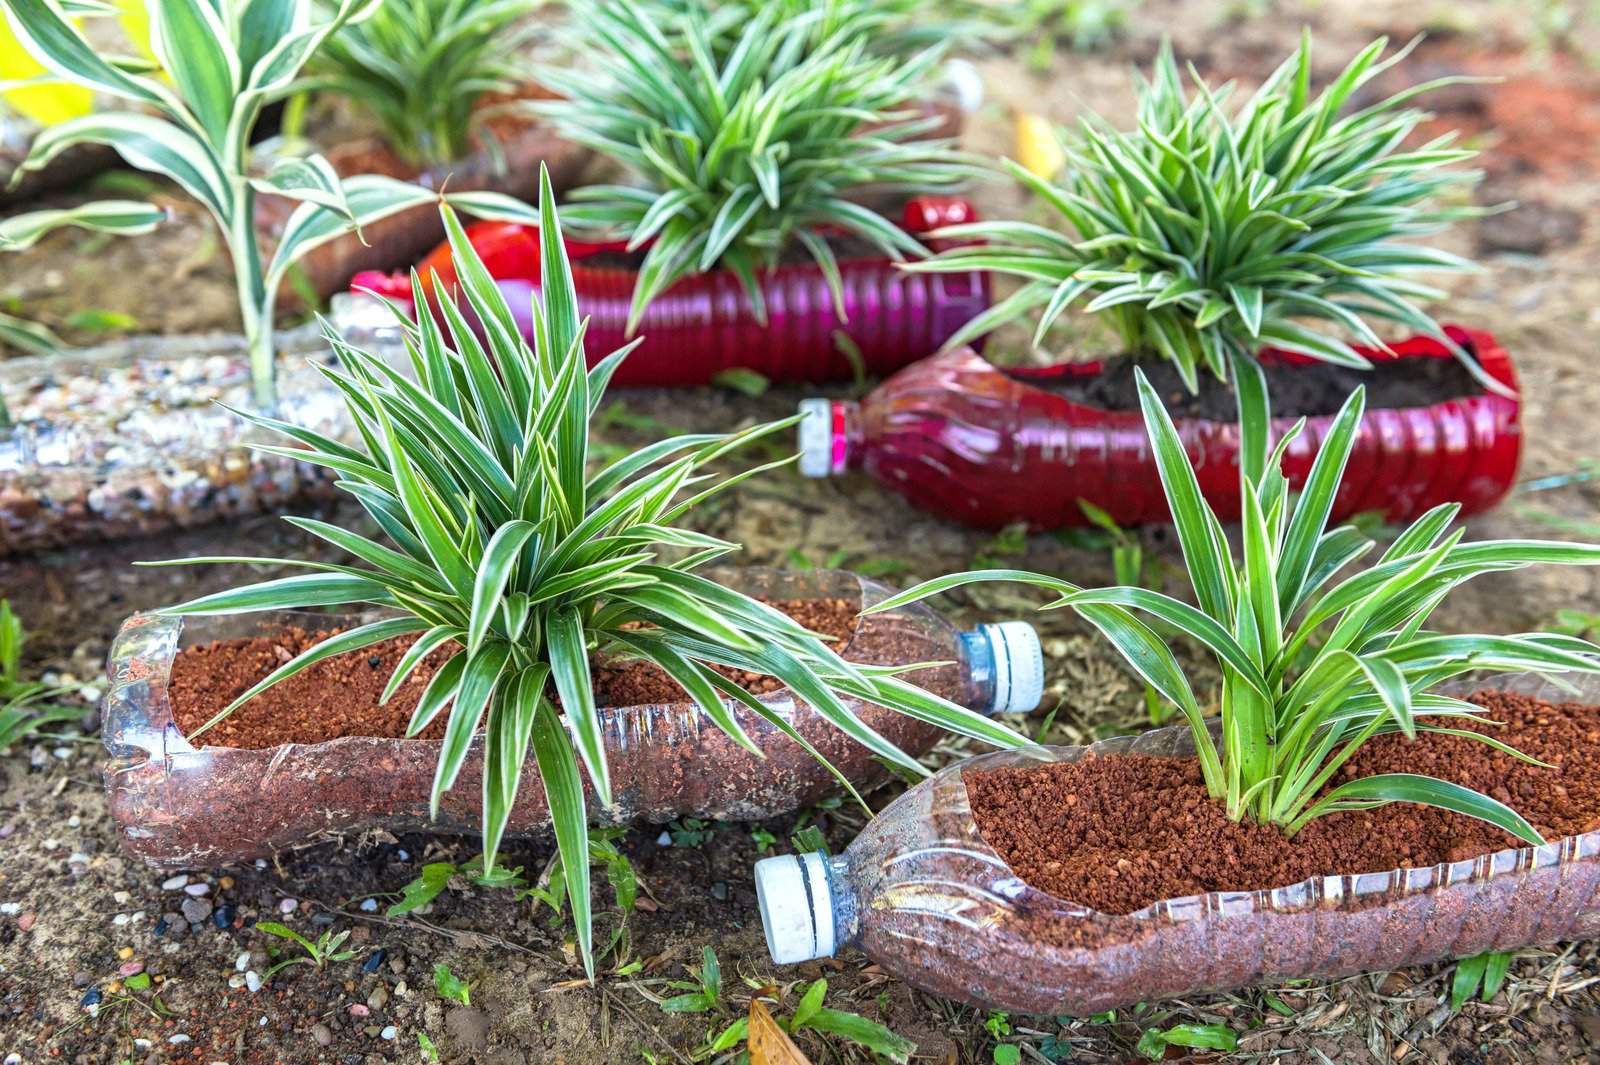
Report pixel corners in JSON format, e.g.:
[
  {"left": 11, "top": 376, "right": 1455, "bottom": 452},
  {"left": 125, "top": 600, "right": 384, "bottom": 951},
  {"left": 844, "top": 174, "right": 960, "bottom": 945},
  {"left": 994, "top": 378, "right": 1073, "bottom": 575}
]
[{"left": 749, "top": 998, "right": 811, "bottom": 1065}]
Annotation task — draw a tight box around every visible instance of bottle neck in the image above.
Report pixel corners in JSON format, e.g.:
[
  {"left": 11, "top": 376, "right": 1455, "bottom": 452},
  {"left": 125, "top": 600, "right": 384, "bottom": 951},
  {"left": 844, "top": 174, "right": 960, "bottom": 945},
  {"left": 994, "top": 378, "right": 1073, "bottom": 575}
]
[
  {"left": 959, "top": 629, "right": 997, "bottom": 711},
  {"left": 798, "top": 399, "right": 863, "bottom": 477}
]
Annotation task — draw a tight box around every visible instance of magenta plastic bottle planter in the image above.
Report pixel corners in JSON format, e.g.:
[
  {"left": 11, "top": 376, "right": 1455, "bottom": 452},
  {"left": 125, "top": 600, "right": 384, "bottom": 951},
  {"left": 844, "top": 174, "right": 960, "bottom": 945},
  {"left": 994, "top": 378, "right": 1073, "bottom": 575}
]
[
  {"left": 798, "top": 327, "right": 1521, "bottom": 530},
  {"left": 100, "top": 567, "right": 1043, "bottom": 869},
  {"left": 341, "top": 197, "right": 992, "bottom": 388},
  {"left": 755, "top": 673, "right": 1600, "bottom": 1017}
]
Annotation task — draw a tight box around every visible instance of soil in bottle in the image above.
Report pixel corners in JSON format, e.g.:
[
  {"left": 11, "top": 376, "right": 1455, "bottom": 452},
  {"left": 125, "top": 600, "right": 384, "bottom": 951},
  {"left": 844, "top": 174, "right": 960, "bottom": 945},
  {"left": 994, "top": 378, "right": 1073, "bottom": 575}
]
[
  {"left": 168, "top": 596, "right": 858, "bottom": 749},
  {"left": 1012, "top": 347, "right": 1486, "bottom": 422},
  {"left": 965, "top": 690, "right": 1600, "bottom": 915}
]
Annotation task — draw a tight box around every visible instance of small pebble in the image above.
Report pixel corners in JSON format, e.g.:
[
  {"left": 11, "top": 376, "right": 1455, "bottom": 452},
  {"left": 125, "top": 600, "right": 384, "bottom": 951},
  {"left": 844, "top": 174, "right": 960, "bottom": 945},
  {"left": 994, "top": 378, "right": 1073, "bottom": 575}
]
[
  {"left": 117, "top": 946, "right": 134, "bottom": 960},
  {"left": 80, "top": 989, "right": 101, "bottom": 1007},
  {"left": 113, "top": 913, "right": 132, "bottom": 927},
  {"left": 181, "top": 898, "right": 212, "bottom": 924},
  {"left": 152, "top": 916, "right": 170, "bottom": 937},
  {"left": 213, "top": 904, "right": 236, "bottom": 929},
  {"left": 311, "top": 912, "right": 335, "bottom": 927},
  {"left": 219, "top": 876, "right": 235, "bottom": 890},
  {"left": 361, "top": 950, "right": 385, "bottom": 974},
  {"left": 119, "top": 961, "right": 144, "bottom": 978},
  {"left": 168, "top": 1034, "right": 191, "bottom": 1044},
  {"left": 349, "top": 1004, "right": 370, "bottom": 1018},
  {"left": 245, "top": 971, "right": 263, "bottom": 994},
  {"left": 235, "top": 951, "right": 251, "bottom": 972},
  {"left": 17, "top": 912, "right": 35, "bottom": 932},
  {"left": 710, "top": 881, "right": 729, "bottom": 902},
  {"left": 0, "top": 824, "right": 12, "bottom": 839},
  {"left": 228, "top": 974, "right": 246, "bottom": 990},
  {"left": 6, "top": 1052, "right": 22, "bottom": 1065},
  {"left": 359, "top": 898, "right": 378, "bottom": 913},
  {"left": 396, "top": 849, "right": 409, "bottom": 861},
  {"left": 311, "top": 1023, "right": 334, "bottom": 1047},
  {"left": 161, "top": 875, "right": 189, "bottom": 891},
  {"left": 278, "top": 897, "right": 297, "bottom": 914},
  {"left": 255, "top": 859, "right": 268, "bottom": 870},
  {"left": 656, "top": 830, "right": 672, "bottom": 847},
  {"left": 113, "top": 891, "right": 131, "bottom": 905},
  {"left": 72, "top": 972, "right": 92, "bottom": 988},
  {"left": 380, "top": 1026, "right": 397, "bottom": 1041},
  {"left": 367, "top": 986, "right": 388, "bottom": 1011},
  {"left": 67, "top": 814, "right": 81, "bottom": 828},
  {"left": 0, "top": 903, "right": 19, "bottom": 916},
  {"left": 183, "top": 882, "right": 210, "bottom": 897}
]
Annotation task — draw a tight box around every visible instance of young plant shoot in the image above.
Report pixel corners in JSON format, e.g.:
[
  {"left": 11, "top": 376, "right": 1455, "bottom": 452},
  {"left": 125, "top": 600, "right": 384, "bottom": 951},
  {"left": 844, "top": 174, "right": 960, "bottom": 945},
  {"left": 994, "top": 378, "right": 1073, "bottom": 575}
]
[
  {"left": 535, "top": 0, "right": 972, "bottom": 331},
  {"left": 1, "top": 0, "right": 541, "bottom": 409},
  {"left": 142, "top": 168, "right": 1028, "bottom": 979},
  {"left": 907, "top": 34, "right": 1493, "bottom": 393},
  {"left": 866, "top": 358, "right": 1600, "bottom": 844}
]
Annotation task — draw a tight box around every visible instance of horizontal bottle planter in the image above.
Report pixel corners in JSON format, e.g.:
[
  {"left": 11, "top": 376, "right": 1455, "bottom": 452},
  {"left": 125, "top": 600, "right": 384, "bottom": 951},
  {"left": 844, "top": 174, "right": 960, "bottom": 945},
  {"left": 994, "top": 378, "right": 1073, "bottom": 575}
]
[
  {"left": 800, "top": 327, "right": 1520, "bottom": 530},
  {"left": 0, "top": 325, "right": 353, "bottom": 556},
  {"left": 343, "top": 196, "right": 992, "bottom": 388},
  {"left": 755, "top": 673, "right": 1600, "bottom": 1016},
  {"left": 100, "top": 568, "right": 1042, "bottom": 869},
  {"left": 255, "top": 84, "right": 592, "bottom": 306}
]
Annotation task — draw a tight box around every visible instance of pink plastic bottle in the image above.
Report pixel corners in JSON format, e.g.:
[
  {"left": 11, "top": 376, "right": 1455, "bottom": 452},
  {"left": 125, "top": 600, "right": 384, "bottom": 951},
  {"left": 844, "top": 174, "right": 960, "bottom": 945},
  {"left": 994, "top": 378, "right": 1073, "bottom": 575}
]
[{"left": 797, "top": 331, "right": 1521, "bottom": 530}]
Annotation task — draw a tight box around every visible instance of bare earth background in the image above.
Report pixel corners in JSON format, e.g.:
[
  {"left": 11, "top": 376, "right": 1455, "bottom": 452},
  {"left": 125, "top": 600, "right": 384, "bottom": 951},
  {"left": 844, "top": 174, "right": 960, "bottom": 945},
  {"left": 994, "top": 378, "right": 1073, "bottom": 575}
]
[{"left": 5, "top": 0, "right": 1600, "bottom": 1061}]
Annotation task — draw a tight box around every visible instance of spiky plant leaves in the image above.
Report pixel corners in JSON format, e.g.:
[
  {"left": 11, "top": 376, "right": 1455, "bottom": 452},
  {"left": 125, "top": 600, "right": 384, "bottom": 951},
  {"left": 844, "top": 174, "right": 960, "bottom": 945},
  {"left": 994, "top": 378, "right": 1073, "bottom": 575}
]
[
  {"left": 305, "top": 0, "right": 544, "bottom": 168},
  {"left": 865, "top": 368, "right": 1600, "bottom": 844},
  {"left": 536, "top": 0, "right": 975, "bottom": 331},
  {"left": 909, "top": 33, "right": 1496, "bottom": 392},
  {"left": 144, "top": 165, "right": 1029, "bottom": 980}
]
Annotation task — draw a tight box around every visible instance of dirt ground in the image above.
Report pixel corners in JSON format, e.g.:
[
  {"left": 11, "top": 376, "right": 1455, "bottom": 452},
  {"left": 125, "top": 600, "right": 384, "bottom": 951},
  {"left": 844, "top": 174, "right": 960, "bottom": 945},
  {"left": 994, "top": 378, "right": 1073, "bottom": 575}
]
[{"left": 7, "top": 0, "right": 1600, "bottom": 1061}]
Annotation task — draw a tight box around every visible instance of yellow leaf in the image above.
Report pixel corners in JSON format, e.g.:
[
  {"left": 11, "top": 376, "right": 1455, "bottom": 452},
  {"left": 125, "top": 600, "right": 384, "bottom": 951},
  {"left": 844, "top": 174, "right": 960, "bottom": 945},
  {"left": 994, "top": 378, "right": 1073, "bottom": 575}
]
[
  {"left": 0, "top": 19, "right": 92, "bottom": 126},
  {"left": 749, "top": 998, "right": 811, "bottom": 1065},
  {"left": 1014, "top": 110, "right": 1065, "bottom": 180}
]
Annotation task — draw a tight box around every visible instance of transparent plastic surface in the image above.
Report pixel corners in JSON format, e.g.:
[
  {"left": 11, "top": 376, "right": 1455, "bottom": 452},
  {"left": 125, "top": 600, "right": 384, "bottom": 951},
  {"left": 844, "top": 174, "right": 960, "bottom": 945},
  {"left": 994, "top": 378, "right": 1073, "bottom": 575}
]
[
  {"left": 808, "top": 329, "right": 1520, "bottom": 530},
  {"left": 780, "top": 674, "right": 1600, "bottom": 1016},
  {"left": 0, "top": 326, "right": 369, "bottom": 555},
  {"left": 344, "top": 198, "right": 992, "bottom": 388},
  {"left": 101, "top": 568, "right": 1031, "bottom": 869}
]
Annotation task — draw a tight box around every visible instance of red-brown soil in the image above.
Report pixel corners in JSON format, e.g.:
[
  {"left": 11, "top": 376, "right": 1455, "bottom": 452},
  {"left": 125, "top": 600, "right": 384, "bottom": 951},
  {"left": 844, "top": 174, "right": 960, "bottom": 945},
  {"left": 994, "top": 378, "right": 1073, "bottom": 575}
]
[
  {"left": 167, "top": 597, "right": 855, "bottom": 749},
  {"left": 967, "top": 690, "right": 1600, "bottom": 915}
]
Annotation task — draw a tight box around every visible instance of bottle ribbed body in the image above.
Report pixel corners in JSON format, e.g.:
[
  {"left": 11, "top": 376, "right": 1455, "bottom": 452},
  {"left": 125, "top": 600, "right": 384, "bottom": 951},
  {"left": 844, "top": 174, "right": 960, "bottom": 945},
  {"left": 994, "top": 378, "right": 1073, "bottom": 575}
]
[{"left": 815, "top": 329, "right": 1520, "bottom": 530}]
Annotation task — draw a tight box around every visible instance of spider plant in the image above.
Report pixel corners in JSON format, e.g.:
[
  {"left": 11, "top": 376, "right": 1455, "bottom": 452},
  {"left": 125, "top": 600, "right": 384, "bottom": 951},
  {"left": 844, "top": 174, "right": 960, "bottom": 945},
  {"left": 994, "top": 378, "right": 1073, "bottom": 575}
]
[
  {"left": 907, "top": 33, "right": 1496, "bottom": 394},
  {"left": 306, "top": 0, "right": 545, "bottom": 169},
  {"left": 2, "top": 0, "right": 542, "bottom": 410},
  {"left": 535, "top": 0, "right": 973, "bottom": 332},
  {"left": 142, "top": 168, "right": 1028, "bottom": 979},
  {"left": 867, "top": 356, "right": 1600, "bottom": 842}
]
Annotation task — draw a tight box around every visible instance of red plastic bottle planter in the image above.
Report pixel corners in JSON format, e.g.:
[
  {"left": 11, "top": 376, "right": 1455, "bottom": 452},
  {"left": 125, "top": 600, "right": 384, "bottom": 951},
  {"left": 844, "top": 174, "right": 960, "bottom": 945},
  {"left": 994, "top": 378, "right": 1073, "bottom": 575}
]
[
  {"left": 347, "top": 197, "right": 990, "bottom": 388},
  {"left": 798, "top": 327, "right": 1520, "bottom": 530}
]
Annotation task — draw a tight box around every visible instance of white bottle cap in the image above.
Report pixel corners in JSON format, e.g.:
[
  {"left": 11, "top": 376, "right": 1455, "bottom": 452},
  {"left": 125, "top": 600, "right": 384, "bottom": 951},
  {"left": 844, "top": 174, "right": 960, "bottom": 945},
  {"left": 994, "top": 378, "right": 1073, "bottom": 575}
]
[
  {"left": 754, "top": 852, "right": 836, "bottom": 964},
  {"left": 797, "top": 398, "right": 835, "bottom": 479},
  {"left": 943, "top": 58, "right": 985, "bottom": 116},
  {"left": 980, "top": 621, "right": 1045, "bottom": 715}
]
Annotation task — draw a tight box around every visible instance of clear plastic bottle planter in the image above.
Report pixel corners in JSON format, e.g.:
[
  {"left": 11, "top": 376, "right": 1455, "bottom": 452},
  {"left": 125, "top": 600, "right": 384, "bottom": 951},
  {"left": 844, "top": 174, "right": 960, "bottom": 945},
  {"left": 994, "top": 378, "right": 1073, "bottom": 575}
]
[
  {"left": 0, "top": 324, "right": 373, "bottom": 556},
  {"left": 254, "top": 85, "right": 592, "bottom": 305},
  {"left": 755, "top": 674, "right": 1600, "bottom": 1017},
  {"left": 101, "top": 568, "right": 1044, "bottom": 870},
  {"left": 798, "top": 327, "right": 1520, "bottom": 530},
  {"left": 339, "top": 197, "right": 992, "bottom": 389}
]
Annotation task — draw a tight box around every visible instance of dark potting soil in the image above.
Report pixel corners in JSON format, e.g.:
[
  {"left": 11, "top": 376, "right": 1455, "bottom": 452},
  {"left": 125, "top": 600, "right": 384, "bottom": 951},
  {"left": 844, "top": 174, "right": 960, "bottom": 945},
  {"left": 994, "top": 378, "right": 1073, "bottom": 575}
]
[
  {"left": 168, "top": 596, "right": 856, "bottom": 750},
  {"left": 1016, "top": 347, "right": 1485, "bottom": 421},
  {"left": 965, "top": 690, "right": 1600, "bottom": 916}
]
